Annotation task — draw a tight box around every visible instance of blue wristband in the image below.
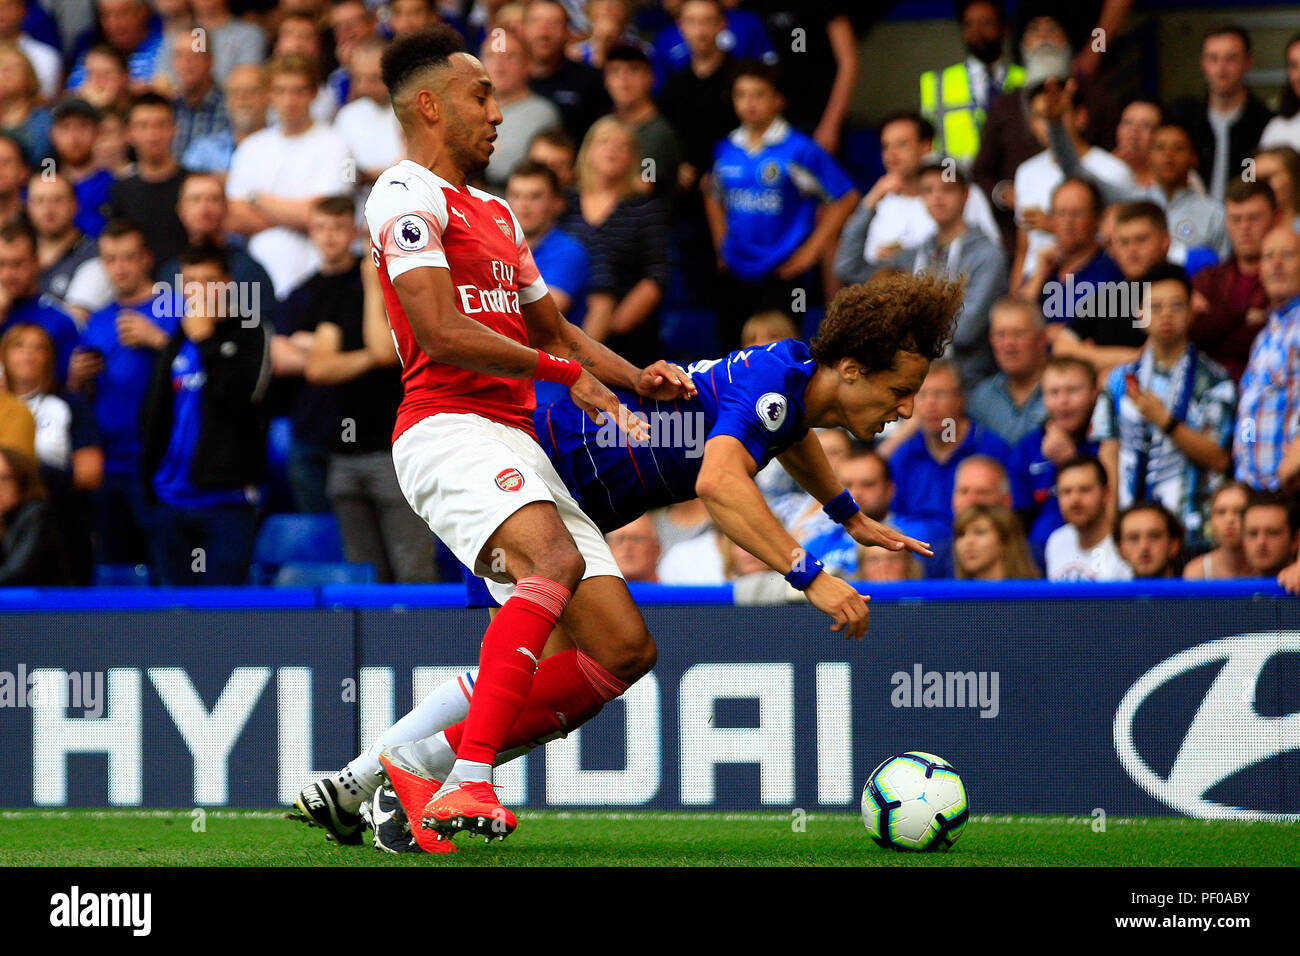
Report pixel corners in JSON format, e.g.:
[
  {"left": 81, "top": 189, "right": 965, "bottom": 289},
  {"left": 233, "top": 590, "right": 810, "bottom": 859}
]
[
  {"left": 784, "top": 552, "right": 825, "bottom": 591},
  {"left": 822, "top": 489, "right": 860, "bottom": 525}
]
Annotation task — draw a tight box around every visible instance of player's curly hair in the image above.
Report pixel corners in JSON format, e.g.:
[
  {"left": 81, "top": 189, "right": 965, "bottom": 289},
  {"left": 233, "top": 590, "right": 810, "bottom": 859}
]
[
  {"left": 810, "top": 272, "right": 964, "bottom": 374},
  {"left": 381, "top": 25, "right": 467, "bottom": 99}
]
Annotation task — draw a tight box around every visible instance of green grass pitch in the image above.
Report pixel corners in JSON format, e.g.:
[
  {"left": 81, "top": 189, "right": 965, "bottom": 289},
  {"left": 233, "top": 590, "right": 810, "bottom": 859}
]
[{"left": 0, "top": 810, "right": 1296, "bottom": 866}]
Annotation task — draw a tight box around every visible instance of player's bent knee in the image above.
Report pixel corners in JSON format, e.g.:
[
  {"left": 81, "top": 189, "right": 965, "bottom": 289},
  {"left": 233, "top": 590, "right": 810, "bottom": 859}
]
[
  {"left": 633, "top": 632, "right": 658, "bottom": 679},
  {"left": 529, "top": 545, "right": 584, "bottom": 591},
  {"left": 607, "top": 625, "right": 656, "bottom": 683}
]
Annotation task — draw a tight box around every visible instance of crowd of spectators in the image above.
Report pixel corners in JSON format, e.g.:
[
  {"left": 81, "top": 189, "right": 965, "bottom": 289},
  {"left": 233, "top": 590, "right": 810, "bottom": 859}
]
[{"left": 0, "top": 0, "right": 1298, "bottom": 594}]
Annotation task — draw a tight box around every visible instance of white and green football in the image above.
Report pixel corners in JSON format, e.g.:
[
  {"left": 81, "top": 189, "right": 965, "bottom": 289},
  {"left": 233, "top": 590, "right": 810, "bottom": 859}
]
[{"left": 861, "top": 752, "right": 969, "bottom": 852}]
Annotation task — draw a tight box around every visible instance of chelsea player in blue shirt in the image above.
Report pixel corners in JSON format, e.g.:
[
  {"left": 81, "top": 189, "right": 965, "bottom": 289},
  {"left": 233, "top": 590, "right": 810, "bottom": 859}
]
[{"left": 469, "top": 272, "right": 967, "bottom": 632}]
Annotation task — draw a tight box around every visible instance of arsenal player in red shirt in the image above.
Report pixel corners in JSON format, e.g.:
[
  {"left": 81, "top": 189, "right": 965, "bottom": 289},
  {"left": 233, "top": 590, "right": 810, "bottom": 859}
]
[{"left": 293, "top": 26, "right": 692, "bottom": 850}]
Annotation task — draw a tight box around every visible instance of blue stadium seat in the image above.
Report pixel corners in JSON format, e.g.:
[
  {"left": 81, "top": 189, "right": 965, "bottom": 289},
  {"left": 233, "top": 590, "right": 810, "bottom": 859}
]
[
  {"left": 250, "top": 514, "right": 345, "bottom": 583},
  {"left": 254, "top": 514, "right": 345, "bottom": 564},
  {"left": 272, "top": 562, "right": 376, "bottom": 587},
  {"left": 92, "top": 564, "right": 151, "bottom": 587}
]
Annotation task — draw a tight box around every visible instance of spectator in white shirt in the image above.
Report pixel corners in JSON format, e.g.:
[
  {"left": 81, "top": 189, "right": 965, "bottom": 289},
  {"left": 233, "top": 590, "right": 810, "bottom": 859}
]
[
  {"left": 1012, "top": 81, "right": 1134, "bottom": 287},
  {"left": 657, "top": 527, "right": 726, "bottom": 585},
  {"left": 272, "top": 12, "right": 339, "bottom": 124},
  {"left": 1115, "top": 501, "right": 1183, "bottom": 579},
  {"left": 225, "top": 54, "right": 353, "bottom": 299},
  {"left": 834, "top": 111, "right": 998, "bottom": 286},
  {"left": 1044, "top": 454, "right": 1132, "bottom": 581},
  {"left": 332, "top": 38, "right": 402, "bottom": 193},
  {"left": 607, "top": 514, "right": 661, "bottom": 583}
]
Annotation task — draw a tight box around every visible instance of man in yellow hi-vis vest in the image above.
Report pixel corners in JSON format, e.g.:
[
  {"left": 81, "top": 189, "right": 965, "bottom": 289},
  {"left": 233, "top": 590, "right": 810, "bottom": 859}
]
[{"left": 920, "top": 0, "right": 1025, "bottom": 170}]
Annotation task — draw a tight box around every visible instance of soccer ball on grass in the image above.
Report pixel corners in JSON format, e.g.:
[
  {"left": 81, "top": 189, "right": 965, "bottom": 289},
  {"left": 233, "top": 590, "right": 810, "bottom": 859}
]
[{"left": 861, "top": 751, "right": 969, "bottom": 852}]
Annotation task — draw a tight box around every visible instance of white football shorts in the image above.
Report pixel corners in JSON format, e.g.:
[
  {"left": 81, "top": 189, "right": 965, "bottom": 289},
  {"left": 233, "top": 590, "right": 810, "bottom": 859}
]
[{"left": 391, "top": 412, "right": 623, "bottom": 604}]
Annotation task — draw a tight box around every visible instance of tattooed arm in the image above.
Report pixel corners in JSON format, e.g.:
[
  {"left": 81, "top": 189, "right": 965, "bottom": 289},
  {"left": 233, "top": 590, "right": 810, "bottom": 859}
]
[
  {"left": 523, "top": 290, "right": 642, "bottom": 389},
  {"left": 393, "top": 265, "right": 548, "bottom": 378},
  {"left": 392, "top": 266, "right": 651, "bottom": 435},
  {"left": 523, "top": 291, "right": 694, "bottom": 401}
]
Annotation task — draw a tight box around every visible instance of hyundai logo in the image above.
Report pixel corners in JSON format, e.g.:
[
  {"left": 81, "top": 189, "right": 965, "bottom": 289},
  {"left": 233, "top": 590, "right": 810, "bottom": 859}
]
[{"left": 1113, "top": 632, "right": 1300, "bottom": 820}]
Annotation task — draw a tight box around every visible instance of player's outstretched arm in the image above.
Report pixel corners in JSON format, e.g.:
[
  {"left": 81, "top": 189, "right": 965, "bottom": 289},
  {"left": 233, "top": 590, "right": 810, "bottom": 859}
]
[
  {"left": 777, "top": 431, "right": 933, "bottom": 558},
  {"left": 395, "top": 266, "right": 562, "bottom": 378},
  {"left": 696, "top": 435, "right": 869, "bottom": 639},
  {"left": 396, "top": 266, "right": 648, "bottom": 439},
  {"left": 522, "top": 293, "right": 694, "bottom": 400}
]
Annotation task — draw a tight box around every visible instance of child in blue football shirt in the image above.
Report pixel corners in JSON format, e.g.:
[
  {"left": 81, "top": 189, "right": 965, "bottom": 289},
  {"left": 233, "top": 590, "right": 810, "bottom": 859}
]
[{"left": 704, "top": 60, "right": 858, "bottom": 349}]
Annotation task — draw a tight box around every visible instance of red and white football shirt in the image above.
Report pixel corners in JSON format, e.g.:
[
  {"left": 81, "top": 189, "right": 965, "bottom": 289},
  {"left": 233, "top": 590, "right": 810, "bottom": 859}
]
[{"left": 365, "top": 160, "right": 549, "bottom": 441}]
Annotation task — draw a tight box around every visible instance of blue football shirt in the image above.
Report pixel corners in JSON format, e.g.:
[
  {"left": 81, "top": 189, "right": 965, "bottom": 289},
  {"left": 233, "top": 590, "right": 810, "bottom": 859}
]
[
  {"left": 711, "top": 117, "right": 855, "bottom": 280},
  {"left": 465, "top": 338, "right": 820, "bottom": 604},
  {"left": 152, "top": 339, "right": 254, "bottom": 509},
  {"left": 537, "top": 338, "right": 818, "bottom": 534},
  {"left": 80, "top": 293, "right": 179, "bottom": 475},
  {"left": 532, "top": 225, "right": 589, "bottom": 326}
]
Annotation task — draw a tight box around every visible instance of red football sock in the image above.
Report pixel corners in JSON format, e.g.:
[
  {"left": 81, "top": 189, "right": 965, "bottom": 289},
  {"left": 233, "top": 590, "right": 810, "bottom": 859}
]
[
  {"left": 445, "top": 648, "right": 628, "bottom": 757},
  {"left": 455, "top": 576, "right": 570, "bottom": 765}
]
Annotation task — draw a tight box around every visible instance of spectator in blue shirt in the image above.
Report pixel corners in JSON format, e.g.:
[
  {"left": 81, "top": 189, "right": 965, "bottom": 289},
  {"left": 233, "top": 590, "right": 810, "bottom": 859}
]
[
  {"left": 0, "top": 220, "right": 79, "bottom": 384},
  {"left": 19, "top": 0, "right": 59, "bottom": 52},
  {"left": 181, "top": 63, "right": 269, "bottom": 178},
  {"left": 140, "top": 244, "right": 271, "bottom": 586},
  {"left": 967, "top": 296, "right": 1048, "bottom": 447},
  {"left": 507, "top": 160, "right": 589, "bottom": 327},
  {"left": 67, "top": 0, "right": 165, "bottom": 91},
  {"left": 705, "top": 60, "right": 858, "bottom": 350},
  {"left": 651, "top": 0, "right": 774, "bottom": 88},
  {"left": 887, "top": 358, "right": 1015, "bottom": 546},
  {"left": 48, "top": 98, "right": 116, "bottom": 239},
  {"left": 69, "top": 219, "right": 178, "bottom": 569},
  {"left": 1018, "top": 177, "right": 1125, "bottom": 338},
  {"left": 170, "top": 29, "right": 229, "bottom": 160},
  {"left": 1009, "top": 355, "right": 1101, "bottom": 563},
  {"left": 801, "top": 446, "right": 929, "bottom": 578}
]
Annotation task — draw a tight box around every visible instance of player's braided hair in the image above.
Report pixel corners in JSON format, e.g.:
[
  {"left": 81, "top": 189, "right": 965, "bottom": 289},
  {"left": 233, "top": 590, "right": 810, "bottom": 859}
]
[
  {"left": 381, "top": 25, "right": 467, "bottom": 98},
  {"left": 810, "top": 272, "right": 964, "bottom": 375}
]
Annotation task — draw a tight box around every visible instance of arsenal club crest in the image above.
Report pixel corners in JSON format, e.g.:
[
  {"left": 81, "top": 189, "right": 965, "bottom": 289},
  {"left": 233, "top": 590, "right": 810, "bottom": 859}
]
[{"left": 495, "top": 468, "right": 525, "bottom": 492}]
